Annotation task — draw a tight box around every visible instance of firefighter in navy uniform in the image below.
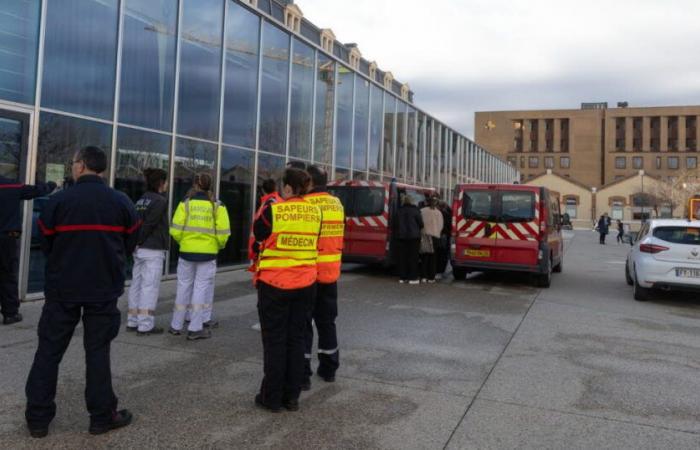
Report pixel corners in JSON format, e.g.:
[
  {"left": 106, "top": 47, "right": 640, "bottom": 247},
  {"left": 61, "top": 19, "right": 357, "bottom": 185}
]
[
  {"left": 252, "top": 168, "right": 321, "bottom": 412},
  {"left": 0, "top": 176, "right": 55, "bottom": 325},
  {"left": 302, "top": 166, "right": 345, "bottom": 389},
  {"left": 25, "top": 146, "right": 140, "bottom": 438}
]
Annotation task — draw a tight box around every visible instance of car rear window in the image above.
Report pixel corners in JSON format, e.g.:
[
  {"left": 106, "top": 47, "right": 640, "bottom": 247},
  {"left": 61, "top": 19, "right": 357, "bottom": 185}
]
[
  {"left": 501, "top": 191, "right": 536, "bottom": 222},
  {"left": 653, "top": 226, "right": 700, "bottom": 245},
  {"left": 327, "top": 187, "right": 384, "bottom": 217},
  {"left": 462, "top": 191, "right": 497, "bottom": 221}
]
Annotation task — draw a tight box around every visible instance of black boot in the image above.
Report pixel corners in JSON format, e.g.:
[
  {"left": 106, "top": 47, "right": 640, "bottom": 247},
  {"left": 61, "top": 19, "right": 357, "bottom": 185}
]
[
  {"left": 2, "top": 313, "right": 23, "bottom": 325},
  {"left": 89, "top": 409, "right": 133, "bottom": 435}
]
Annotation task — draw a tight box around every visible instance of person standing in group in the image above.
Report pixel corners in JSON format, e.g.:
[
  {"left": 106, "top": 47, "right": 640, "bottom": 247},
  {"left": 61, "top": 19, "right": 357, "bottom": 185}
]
[
  {"left": 0, "top": 175, "right": 55, "bottom": 325},
  {"left": 420, "top": 196, "right": 443, "bottom": 284},
  {"left": 396, "top": 194, "right": 424, "bottom": 284},
  {"left": 127, "top": 169, "right": 169, "bottom": 336},
  {"left": 25, "top": 146, "right": 139, "bottom": 438},
  {"left": 616, "top": 219, "right": 625, "bottom": 244},
  {"left": 253, "top": 168, "right": 321, "bottom": 412},
  {"left": 596, "top": 214, "right": 610, "bottom": 245},
  {"left": 169, "top": 173, "right": 230, "bottom": 340},
  {"left": 302, "top": 165, "right": 344, "bottom": 390},
  {"left": 436, "top": 200, "right": 453, "bottom": 279},
  {"left": 248, "top": 178, "right": 282, "bottom": 272}
]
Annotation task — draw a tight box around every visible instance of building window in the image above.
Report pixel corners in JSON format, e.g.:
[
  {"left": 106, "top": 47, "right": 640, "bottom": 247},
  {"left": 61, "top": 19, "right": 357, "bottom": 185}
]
[
  {"left": 544, "top": 156, "right": 554, "bottom": 168},
  {"left": 520, "top": 156, "right": 526, "bottom": 168},
  {"left": 564, "top": 197, "right": 578, "bottom": 219},
  {"left": 560, "top": 119, "right": 570, "bottom": 152},
  {"left": 687, "top": 157, "right": 698, "bottom": 169},
  {"left": 314, "top": 54, "right": 335, "bottom": 166},
  {"left": 611, "top": 201, "right": 624, "bottom": 221},
  {"left": 219, "top": 145, "right": 254, "bottom": 266},
  {"left": 656, "top": 156, "right": 662, "bottom": 169},
  {"left": 259, "top": 22, "right": 290, "bottom": 154},
  {"left": 529, "top": 119, "right": 538, "bottom": 152},
  {"left": 615, "top": 156, "right": 626, "bottom": 169},
  {"left": 615, "top": 118, "right": 626, "bottom": 151},
  {"left": 368, "top": 85, "right": 383, "bottom": 172},
  {"left": 528, "top": 156, "right": 539, "bottom": 168},
  {"left": 0, "top": 2, "right": 41, "bottom": 105},
  {"left": 288, "top": 38, "right": 315, "bottom": 160},
  {"left": 632, "top": 117, "right": 643, "bottom": 152},
  {"left": 668, "top": 156, "right": 679, "bottom": 170},
  {"left": 633, "top": 156, "right": 643, "bottom": 170},
  {"left": 353, "top": 77, "right": 370, "bottom": 171},
  {"left": 560, "top": 156, "right": 570, "bottom": 168},
  {"left": 507, "top": 156, "right": 517, "bottom": 166}
]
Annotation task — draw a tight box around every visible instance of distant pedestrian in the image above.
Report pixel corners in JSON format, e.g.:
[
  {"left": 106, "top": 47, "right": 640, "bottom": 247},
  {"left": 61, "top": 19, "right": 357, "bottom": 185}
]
[
  {"left": 169, "top": 173, "right": 231, "bottom": 340},
  {"left": 26, "top": 146, "right": 139, "bottom": 438},
  {"left": 596, "top": 214, "right": 609, "bottom": 245},
  {"left": 435, "top": 200, "right": 452, "bottom": 278},
  {"left": 616, "top": 219, "right": 624, "bottom": 244},
  {"left": 127, "top": 168, "right": 169, "bottom": 336},
  {"left": 0, "top": 175, "right": 54, "bottom": 325},
  {"left": 396, "top": 194, "right": 423, "bottom": 284},
  {"left": 420, "top": 197, "right": 443, "bottom": 283}
]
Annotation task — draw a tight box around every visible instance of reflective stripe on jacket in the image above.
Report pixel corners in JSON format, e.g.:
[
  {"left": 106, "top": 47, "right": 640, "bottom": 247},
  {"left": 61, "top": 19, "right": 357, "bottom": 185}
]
[
  {"left": 170, "top": 198, "right": 231, "bottom": 254},
  {"left": 305, "top": 191, "right": 345, "bottom": 283},
  {"left": 257, "top": 198, "right": 321, "bottom": 290}
]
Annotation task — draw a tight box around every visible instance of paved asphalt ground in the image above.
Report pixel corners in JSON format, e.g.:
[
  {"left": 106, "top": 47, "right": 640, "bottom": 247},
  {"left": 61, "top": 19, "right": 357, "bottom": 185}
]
[{"left": 1, "top": 230, "right": 700, "bottom": 449}]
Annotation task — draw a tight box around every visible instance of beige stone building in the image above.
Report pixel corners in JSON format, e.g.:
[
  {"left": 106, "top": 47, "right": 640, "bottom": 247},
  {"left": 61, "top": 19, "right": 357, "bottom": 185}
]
[{"left": 525, "top": 171, "right": 593, "bottom": 229}]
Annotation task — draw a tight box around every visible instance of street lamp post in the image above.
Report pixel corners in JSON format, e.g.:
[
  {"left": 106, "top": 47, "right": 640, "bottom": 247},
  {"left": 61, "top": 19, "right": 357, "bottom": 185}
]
[{"left": 640, "top": 170, "right": 645, "bottom": 223}]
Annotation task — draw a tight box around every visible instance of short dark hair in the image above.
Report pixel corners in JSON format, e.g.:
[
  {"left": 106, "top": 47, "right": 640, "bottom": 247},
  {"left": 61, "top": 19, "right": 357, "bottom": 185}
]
[
  {"left": 75, "top": 146, "right": 107, "bottom": 173},
  {"left": 287, "top": 161, "right": 306, "bottom": 170},
  {"left": 307, "top": 165, "right": 327, "bottom": 188},
  {"left": 282, "top": 168, "right": 311, "bottom": 196},
  {"left": 143, "top": 168, "right": 168, "bottom": 192},
  {"left": 261, "top": 178, "right": 277, "bottom": 194}
]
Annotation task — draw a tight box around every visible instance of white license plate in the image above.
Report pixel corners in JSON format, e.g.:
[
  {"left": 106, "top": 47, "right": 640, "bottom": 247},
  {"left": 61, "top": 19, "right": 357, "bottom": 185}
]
[{"left": 676, "top": 268, "right": 700, "bottom": 278}]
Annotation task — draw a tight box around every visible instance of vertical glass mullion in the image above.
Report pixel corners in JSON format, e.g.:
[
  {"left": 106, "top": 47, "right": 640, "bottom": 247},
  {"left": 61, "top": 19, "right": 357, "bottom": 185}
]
[
  {"left": 215, "top": 0, "right": 230, "bottom": 196},
  {"left": 310, "top": 50, "right": 317, "bottom": 157},
  {"left": 349, "top": 73, "right": 356, "bottom": 172},
  {"left": 109, "top": 0, "right": 125, "bottom": 187},
  {"left": 284, "top": 34, "right": 293, "bottom": 162},
  {"left": 365, "top": 81, "right": 372, "bottom": 178},
  {"left": 330, "top": 63, "right": 338, "bottom": 177}
]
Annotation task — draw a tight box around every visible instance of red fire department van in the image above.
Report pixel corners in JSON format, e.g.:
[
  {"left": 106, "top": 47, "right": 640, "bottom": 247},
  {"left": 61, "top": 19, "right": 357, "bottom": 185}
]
[
  {"left": 451, "top": 184, "right": 564, "bottom": 287},
  {"left": 327, "top": 180, "right": 436, "bottom": 266}
]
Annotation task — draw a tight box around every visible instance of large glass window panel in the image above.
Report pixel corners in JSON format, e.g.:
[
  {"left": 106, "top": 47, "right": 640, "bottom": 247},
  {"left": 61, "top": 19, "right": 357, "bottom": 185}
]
[
  {"left": 383, "top": 96, "right": 396, "bottom": 179},
  {"left": 223, "top": 1, "right": 260, "bottom": 148},
  {"left": 353, "top": 77, "right": 369, "bottom": 172},
  {"left": 368, "top": 86, "right": 383, "bottom": 173},
  {"left": 42, "top": 0, "right": 118, "bottom": 119},
  {"left": 119, "top": 0, "right": 177, "bottom": 132},
  {"left": 407, "top": 107, "right": 416, "bottom": 183},
  {"left": 114, "top": 127, "right": 171, "bottom": 202},
  {"left": 288, "top": 39, "right": 314, "bottom": 160},
  {"left": 313, "top": 55, "right": 334, "bottom": 165},
  {"left": 335, "top": 67, "right": 353, "bottom": 169},
  {"left": 256, "top": 152, "right": 285, "bottom": 196},
  {"left": 0, "top": 1, "right": 40, "bottom": 104},
  {"left": 219, "top": 145, "right": 254, "bottom": 266},
  {"left": 29, "top": 112, "right": 112, "bottom": 292},
  {"left": 259, "top": 22, "right": 289, "bottom": 154},
  {"left": 417, "top": 113, "right": 426, "bottom": 184},
  {"left": 396, "top": 102, "right": 407, "bottom": 180},
  {"left": 433, "top": 124, "right": 441, "bottom": 186},
  {"left": 177, "top": 0, "right": 223, "bottom": 140}
]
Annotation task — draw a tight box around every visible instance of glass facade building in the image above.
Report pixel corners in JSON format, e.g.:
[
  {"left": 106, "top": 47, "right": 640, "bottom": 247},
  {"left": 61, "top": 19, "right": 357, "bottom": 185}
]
[{"left": 0, "top": 0, "right": 518, "bottom": 299}]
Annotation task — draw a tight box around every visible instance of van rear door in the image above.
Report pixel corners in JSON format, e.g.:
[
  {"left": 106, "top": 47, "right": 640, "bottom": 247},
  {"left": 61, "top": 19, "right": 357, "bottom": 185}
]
[
  {"left": 456, "top": 188, "right": 499, "bottom": 263},
  {"left": 494, "top": 188, "right": 540, "bottom": 267}
]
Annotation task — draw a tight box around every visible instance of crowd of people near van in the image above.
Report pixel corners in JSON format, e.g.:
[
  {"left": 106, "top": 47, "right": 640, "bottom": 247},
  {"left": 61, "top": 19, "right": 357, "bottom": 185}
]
[
  {"left": 395, "top": 193, "right": 453, "bottom": 284},
  {"left": 1, "top": 146, "right": 345, "bottom": 437}
]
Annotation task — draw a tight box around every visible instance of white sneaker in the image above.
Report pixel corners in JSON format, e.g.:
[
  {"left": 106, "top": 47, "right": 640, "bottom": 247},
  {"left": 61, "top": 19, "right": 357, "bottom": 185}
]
[
  {"left": 408, "top": 280, "right": 420, "bottom": 285},
  {"left": 421, "top": 278, "right": 428, "bottom": 283},
  {"left": 435, "top": 274, "right": 443, "bottom": 280},
  {"left": 399, "top": 280, "right": 407, "bottom": 284}
]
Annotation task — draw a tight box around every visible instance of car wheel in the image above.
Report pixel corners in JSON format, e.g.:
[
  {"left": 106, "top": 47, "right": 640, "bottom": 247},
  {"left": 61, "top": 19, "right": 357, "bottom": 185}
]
[
  {"left": 535, "top": 256, "right": 552, "bottom": 288},
  {"left": 625, "top": 261, "right": 633, "bottom": 286},
  {"left": 452, "top": 266, "right": 467, "bottom": 281},
  {"left": 633, "top": 270, "right": 652, "bottom": 302}
]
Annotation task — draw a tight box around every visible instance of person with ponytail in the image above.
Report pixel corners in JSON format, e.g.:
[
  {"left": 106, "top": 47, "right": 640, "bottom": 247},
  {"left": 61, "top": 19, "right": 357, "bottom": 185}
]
[
  {"left": 169, "top": 173, "right": 230, "bottom": 340},
  {"left": 252, "top": 168, "right": 321, "bottom": 412},
  {"left": 127, "top": 168, "right": 169, "bottom": 336}
]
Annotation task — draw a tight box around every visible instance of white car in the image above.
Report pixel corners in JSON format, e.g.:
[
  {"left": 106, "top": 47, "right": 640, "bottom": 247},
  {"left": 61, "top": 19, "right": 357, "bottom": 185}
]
[{"left": 626, "top": 219, "right": 700, "bottom": 301}]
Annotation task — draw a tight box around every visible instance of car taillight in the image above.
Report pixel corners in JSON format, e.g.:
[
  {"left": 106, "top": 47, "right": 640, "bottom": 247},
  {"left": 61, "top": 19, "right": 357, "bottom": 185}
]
[{"left": 639, "top": 243, "right": 669, "bottom": 254}]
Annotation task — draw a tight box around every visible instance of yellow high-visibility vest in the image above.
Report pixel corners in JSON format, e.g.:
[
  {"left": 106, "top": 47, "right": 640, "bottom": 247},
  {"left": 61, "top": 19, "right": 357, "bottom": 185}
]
[{"left": 170, "top": 198, "right": 231, "bottom": 255}]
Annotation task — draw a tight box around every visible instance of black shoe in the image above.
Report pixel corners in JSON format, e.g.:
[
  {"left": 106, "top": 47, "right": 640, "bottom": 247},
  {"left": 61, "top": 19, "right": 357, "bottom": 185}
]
[
  {"left": 125, "top": 325, "right": 137, "bottom": 333},
  {"left": 27, "top": 425, "right": 48, "bottom": 439},
  {"left": 3, "top": 313, "right": 23, "bottom": 325},
  {"left": 137, "top": 326, "right": 164, "bottom": 336},
  {"left": 301, "top": 379, "right": 311, "bottom": 391},
  {"left": 89, "top": 409, "right": 133, "bottom": 435},
  {"left": 186, "top": 329, "right": 211, "bottom": 341},
  {"left": 203, "top": 320, "right": 219, "bottom": 329},
  {"left": 319, "top": 374, "right": 335, "bottom": 383},
  {"left": 168, "top": 327, "right": 182, "bottom": 336},
  {"left": 254, "top": 394, "right": 282, "bottom": 413},
  {"left": 283, "top": 399, "right": 299, "bottom": 411}
]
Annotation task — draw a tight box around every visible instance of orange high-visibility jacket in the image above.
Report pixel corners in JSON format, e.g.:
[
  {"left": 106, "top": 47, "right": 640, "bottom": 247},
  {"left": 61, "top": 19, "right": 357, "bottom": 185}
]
[
  {"left": 248, "top": 192, "right": 283, "bottom": 262},
  {"left": 257, "top": 197, "right": 322, "bottom": 290},
  {"left": 304, "top": 191, "right": 345, "bottom": 284}
]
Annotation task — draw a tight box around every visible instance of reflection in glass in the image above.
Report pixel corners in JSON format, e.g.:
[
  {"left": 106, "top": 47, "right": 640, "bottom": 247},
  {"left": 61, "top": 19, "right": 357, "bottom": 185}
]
[
  {"left": 353, "top": 77, "right": 369, "bottom": 172},
  {"left": 289, "top": 39, "right": 314, "bottom": 160},
  {"left": 352, "top": 170, "right": 366, "bottom": 181},
  {"left": 368, "top": 86, "right": 383, "bottom": 173},
  {"left": 383, "top": 96, "right": 396, "bottom": 179},
  {"left": 396, "top": 102, "right": 406, "bottom": 181},
  {"left": 29, "top": 112, "right": 113, "bottom": 292},
  {"left": 219, "top": 145, "right": 254, "bottom": 266},
  {"left": 425, "top": 118, "right": 433, "bottom": 185},
  {"left": 223, "top": 1, "right": 260, "bottom": 148},
  {"left": 42, "top": 0, "right": 118, "bottom": 119},
  {"left": 256, "top": 152, "right": 285, "bottom": 197},
  {"left": 314, "top": 55, "right": 334, "bottom": 166},
  {"left": 259, "top": 22, "right": 289, "bottom": 154},
  {"left": 335, "top": 67, "right": 353, "bottom": 169},
  {"left": 177, "top": 0, "right": 223, "bottom": 140},
  {"left": 0, "top": 1, "right": 40, "bottom": 104},
  {"left": 119, "top": 0, "right": 177, "bottom": 132},
  {"left": 407, "top": 108, "right": 416, "bottom": 183},
  {"left": 334, "top": 167, "right": 350, "bottom": 182},
  {"left": 433, "top": 123, "right": 441, "bottom": 188},
  {"left": 0, "top": 118, "right": 23, "bottom": 180},
  {"left": 114, "top": 127, "right": 171, "bottom": 202},
  {"left": 417, "top": 113, "right": 426, "bottom": 185}
]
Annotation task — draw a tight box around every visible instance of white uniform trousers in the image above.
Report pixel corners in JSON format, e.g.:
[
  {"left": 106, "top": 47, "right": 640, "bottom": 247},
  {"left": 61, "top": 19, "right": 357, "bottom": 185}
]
[
  {"left": 171, "top": 258, "right": 216, "bottom": 332},
  {"left": 127, "top": 248, "right": 166, "bottom": 332}
]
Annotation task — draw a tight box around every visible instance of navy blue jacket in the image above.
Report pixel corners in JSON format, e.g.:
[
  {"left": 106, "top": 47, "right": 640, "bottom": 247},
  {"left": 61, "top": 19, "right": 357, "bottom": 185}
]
[
  {"left": 38, "top": 175, "right": 140, "bottom": 303},
  {"left": 0, "top": 175, "right": 54, "bottom": 233}
]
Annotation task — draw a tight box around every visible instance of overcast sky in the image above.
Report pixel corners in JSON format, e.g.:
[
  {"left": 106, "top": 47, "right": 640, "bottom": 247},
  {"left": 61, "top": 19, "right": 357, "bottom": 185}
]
[{"left": 296, "top": 0, "right": 700, "bottom": 139}]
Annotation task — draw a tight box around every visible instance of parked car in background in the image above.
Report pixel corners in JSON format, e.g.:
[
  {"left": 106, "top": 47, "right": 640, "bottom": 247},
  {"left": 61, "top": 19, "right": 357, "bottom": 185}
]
[{"left": 626, "top": 219, "right": 700, "bottom": 301}]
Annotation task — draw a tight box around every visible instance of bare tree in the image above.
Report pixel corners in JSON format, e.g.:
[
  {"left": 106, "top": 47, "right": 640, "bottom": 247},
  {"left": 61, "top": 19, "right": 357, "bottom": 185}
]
[{"left": 637, "top": 170, "right": 700, "bottom": 218}]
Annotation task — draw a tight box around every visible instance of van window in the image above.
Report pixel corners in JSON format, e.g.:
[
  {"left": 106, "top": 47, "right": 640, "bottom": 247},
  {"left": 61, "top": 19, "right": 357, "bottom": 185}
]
[
  {"left": 501, "top": 191, "right": 536, "bottom": 223},
  {"left": 354, "top": 188, "right": 385, "bottom": 217},
  {"left": 400, "top": 189, "right": 426, "bottom": 208},
  {"left": 653, "top": 226, "right": 700, "bottom": 245},
  {"left": 328, "top": 187, "right": 354, "bottom": 215},
  {"left": 463, "top": 191, "right": 497, "bottom": 222}
]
